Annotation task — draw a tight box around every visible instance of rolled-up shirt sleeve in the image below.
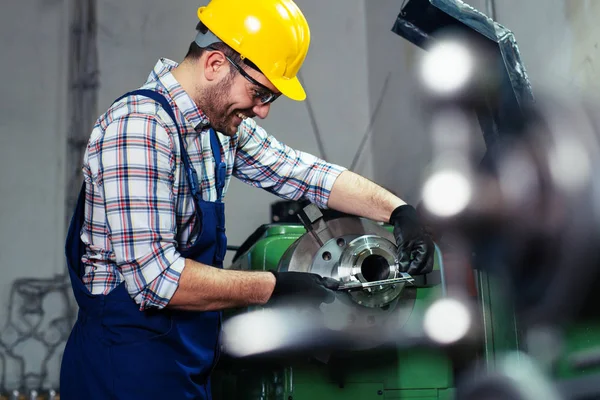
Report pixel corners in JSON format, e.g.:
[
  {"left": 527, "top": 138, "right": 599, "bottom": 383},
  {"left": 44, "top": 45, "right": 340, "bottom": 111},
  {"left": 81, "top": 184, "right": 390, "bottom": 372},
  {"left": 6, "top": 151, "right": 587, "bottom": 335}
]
[
  {"left": 95, "top": 114, "right": 184, "bottom": 309},
  {"left": 233, "top": 119, "right": 346, "bottom": 208}
]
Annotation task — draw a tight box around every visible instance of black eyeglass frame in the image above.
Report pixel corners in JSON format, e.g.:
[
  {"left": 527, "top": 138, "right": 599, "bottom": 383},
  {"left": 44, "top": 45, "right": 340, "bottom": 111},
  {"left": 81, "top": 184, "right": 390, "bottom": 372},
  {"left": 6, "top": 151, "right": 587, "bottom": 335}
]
[{"left": 206, "top": 46, "right": 281, "bottom": 104}]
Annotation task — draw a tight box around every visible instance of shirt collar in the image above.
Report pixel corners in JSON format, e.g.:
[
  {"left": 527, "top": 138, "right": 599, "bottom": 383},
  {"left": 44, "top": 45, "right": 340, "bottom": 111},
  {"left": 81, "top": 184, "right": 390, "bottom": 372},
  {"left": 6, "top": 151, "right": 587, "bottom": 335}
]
[{"left": 145, "top": 58, "right": 211, "bottom": 131}]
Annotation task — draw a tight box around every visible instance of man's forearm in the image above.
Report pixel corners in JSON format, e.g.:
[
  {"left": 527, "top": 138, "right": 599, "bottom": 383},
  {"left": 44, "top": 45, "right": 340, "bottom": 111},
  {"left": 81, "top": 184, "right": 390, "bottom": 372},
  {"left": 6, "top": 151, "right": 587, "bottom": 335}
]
[
  {"left": 327, "top": 170, "right": 406, "bottom": 222},
  {"left": 167, "top": 258, "right": 276, "bottom": 311}
]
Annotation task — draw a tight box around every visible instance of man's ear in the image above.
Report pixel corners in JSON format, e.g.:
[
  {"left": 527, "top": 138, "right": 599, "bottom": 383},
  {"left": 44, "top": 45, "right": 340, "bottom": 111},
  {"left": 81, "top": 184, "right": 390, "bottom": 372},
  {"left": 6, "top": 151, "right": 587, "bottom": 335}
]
[{"left": 203, "top": 50, "right": 228, "bottom": 82}]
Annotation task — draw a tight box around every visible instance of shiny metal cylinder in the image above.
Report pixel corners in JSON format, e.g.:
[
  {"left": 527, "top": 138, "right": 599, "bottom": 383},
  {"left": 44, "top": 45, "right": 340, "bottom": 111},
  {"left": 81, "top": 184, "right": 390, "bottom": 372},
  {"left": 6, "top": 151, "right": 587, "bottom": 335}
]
[{"left": 337, "top": 235, "right": 404, "bottom": 308}]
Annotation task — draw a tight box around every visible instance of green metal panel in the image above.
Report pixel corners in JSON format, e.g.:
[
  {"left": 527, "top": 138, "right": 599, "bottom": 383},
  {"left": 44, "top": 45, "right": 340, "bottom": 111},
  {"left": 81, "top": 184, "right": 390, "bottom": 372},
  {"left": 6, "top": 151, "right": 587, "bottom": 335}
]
[
  {"left": 476, "top": 270, "right": 521, "bottom": 368},
  {"left": 391, "top": 349, "right": 453, "bottom": 390},
  {"left": 555, "top": 320, "right": 600, "bottom": 379},
  {"left": 384, "top": 388, "right": 454, "bottom": 399},
  {"left": 233, "top": 225, "right": 306, "bottom": 272},
  {"left": 475, "top": 270, "right": 600, "bottom": 384},
  {"left": 211, "top": 366, "right": 292, "bottom": 400},
  {"left": 282, "top": 345, "right": 451, "bottom": 390},
  {"left": 292, "top": 382, "right": 384, "bottom": 399}
]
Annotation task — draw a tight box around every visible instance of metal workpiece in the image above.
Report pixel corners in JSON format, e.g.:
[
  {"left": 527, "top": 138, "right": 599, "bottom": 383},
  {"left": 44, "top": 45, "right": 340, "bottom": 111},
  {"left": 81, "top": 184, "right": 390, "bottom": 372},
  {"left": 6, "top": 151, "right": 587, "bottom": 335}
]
[
  {"left": 337, "top": 235, "right": 405, "bottom": 308},
  {"left": 279, "top": 204, "right": 396, "bottom": 276},
  {"left": 282, "top": 203, "right": 409, "bottom": 308},
  {"left": 275, "top": 206, "right": 419, "bottom": 343},
  {"left": 280, "top": 203, "right": 397, "bottom": 288}
]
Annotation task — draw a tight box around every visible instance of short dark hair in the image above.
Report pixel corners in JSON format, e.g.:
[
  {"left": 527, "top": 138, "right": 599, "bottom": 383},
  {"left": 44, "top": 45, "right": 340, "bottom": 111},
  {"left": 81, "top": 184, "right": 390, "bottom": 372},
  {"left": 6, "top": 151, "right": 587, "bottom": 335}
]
[{"left": 185, "top": 21, "right": 242, "bottom": 66}]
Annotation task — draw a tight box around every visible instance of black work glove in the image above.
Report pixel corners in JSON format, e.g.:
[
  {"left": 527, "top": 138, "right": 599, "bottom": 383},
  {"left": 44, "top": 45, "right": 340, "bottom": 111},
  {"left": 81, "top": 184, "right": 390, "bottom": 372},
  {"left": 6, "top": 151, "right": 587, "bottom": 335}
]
[
  {"left": 390, "top": 205, "right": 435, "bottom": 275},
  {"left": 268, "top": 271, "right": 340, "bottom": 307}
]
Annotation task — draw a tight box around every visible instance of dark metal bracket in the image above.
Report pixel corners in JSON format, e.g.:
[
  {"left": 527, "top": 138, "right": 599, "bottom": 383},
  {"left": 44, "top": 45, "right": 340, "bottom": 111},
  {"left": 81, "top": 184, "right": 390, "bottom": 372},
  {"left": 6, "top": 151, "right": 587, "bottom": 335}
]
[{"left": 391, "top": 0, "right": 535, "bottom": 151}]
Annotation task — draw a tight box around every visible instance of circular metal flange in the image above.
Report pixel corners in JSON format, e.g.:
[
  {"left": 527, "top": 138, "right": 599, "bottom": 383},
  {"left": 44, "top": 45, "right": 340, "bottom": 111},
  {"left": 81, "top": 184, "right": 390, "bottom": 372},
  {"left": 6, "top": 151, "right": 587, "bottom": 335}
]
[
  {"left": 338, "top": 235, "right": 403, "bottom": 308},
  {"left": 276, "top": 218, "right": 416, "bottom": 349},
  {"left": 306, "top": 234, "right": 360, "bottom": 279},
  {"left": 277, "top": 217, "right": 395, "bottom": 274}
]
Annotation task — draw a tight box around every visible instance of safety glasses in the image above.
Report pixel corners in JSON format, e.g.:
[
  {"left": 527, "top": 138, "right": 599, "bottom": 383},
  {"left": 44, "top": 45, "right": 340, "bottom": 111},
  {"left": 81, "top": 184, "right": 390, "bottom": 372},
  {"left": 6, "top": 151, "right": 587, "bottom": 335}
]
[{"left": 207, "top": 47, "right": 281, "bottom": 104}]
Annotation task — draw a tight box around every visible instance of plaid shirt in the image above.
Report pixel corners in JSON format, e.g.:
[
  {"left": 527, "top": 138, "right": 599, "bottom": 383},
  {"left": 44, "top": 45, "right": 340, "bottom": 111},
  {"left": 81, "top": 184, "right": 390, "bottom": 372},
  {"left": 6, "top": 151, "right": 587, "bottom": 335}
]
[{"left": 80, "top": 58, "right": 346, "bottom": 310}]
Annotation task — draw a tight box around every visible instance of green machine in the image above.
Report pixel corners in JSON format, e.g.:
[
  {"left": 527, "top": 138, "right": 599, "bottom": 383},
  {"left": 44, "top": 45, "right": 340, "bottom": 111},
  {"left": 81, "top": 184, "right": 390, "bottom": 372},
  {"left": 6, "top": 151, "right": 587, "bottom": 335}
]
[{"left": 213, "top": 204, "right": 457, "bottom": 400}]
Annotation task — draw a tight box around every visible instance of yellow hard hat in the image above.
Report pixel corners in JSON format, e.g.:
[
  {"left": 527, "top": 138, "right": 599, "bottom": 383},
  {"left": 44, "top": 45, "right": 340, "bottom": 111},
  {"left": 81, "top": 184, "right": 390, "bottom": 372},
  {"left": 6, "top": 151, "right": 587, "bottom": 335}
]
[{"left": 197, "top": 0, "right": 310, "bottom": 101}]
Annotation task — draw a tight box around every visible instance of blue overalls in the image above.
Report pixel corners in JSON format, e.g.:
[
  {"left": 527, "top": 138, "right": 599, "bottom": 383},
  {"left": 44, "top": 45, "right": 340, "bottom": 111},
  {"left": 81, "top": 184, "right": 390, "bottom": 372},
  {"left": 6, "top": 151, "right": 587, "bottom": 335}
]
[{"left": 60, "top": 90, "right": 228, "bottom": 399}]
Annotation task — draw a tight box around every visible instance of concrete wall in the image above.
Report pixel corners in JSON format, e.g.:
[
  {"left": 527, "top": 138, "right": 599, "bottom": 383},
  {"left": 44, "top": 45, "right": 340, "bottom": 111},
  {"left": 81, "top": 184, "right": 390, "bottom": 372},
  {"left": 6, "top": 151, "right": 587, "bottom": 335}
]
[
  {"left": 0, "top": 0, "right": 70, "bottom": 391},
  {"left": 365, "top": 0, "right": 431, "bottom": 204},
  {"left": 1, "top": 0, "right": 600, "bottom": 393}
]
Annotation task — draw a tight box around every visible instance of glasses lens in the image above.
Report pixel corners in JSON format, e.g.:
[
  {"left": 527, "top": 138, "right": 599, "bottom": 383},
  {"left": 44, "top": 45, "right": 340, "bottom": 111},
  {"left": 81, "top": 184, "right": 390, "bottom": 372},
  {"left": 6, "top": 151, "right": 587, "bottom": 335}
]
[{"left": 261, "top": 93, "right": 274, "bottom": 104}]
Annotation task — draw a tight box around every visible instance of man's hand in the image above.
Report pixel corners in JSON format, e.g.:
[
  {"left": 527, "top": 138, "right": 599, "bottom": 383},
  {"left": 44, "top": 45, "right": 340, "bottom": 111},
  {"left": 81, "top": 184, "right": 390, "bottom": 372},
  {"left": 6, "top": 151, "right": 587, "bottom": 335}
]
[
  {"left": 268, "top": 271, "right": 339, "bottom": 307},
  {"left": 390, "top": 205, "right": 435, "bottom": 275}
]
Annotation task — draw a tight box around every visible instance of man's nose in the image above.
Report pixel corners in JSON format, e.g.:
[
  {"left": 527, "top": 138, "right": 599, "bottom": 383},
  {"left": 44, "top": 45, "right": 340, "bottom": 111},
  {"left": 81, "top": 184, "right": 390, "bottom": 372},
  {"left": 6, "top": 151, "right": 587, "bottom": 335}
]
[{"left": 252, "top": 102, "right": 271, "bottom": 119}]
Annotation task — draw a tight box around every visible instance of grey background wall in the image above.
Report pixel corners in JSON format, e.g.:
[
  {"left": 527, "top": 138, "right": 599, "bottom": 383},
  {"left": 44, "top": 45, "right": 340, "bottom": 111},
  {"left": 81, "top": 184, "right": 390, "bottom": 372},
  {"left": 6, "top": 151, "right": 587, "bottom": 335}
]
[
  {"left": 1, "top": 0, "right": 599, "bottom": 392},
  {"left": 0, "top": 0, "right": 70, "bottom": 391}
]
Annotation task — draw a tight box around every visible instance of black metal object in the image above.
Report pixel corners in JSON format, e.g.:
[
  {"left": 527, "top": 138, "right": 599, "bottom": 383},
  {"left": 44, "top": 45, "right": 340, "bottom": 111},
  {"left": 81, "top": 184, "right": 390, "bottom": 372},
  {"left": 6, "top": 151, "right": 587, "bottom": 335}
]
[
  {"left": 270, "top": 199, "right": 311, "bottom": 224},
  {"left": 270, "top": 199, "right": 355, "bottom": 224},
  {"left": 391, "top": 0, "right": 535, "bottom": 150}
]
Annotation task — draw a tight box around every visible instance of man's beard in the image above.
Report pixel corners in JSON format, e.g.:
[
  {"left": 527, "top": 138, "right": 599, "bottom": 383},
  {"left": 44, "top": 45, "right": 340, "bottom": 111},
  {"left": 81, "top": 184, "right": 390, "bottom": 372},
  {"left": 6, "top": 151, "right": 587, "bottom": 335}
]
[{"left": 198, "top": 74, "right": 239, "bottom": 136}]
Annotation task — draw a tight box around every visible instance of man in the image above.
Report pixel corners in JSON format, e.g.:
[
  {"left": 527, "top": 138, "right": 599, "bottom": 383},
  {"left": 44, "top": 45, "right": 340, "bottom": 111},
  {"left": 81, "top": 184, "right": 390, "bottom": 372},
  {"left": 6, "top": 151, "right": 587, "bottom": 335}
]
[{"left": 60, "top": 0, "right": 434, "bottom": 398}]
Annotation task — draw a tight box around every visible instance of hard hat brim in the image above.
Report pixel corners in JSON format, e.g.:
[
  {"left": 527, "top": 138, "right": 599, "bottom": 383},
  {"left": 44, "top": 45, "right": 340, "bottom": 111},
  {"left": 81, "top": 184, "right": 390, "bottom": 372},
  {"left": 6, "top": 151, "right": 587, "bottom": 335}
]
[{"left": 270, "top": 75, "right": 306, "bottom": 102}]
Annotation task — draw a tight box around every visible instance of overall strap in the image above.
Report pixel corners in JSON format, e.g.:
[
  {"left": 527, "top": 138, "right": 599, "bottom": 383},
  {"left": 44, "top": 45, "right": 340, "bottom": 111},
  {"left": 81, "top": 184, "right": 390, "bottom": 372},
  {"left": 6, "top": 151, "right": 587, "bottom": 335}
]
[
  {"left": 115, "top": 89, "right": 202, "bottom": 200},
  {"left": 209, "top": 128, "right": 226, "bottom": 202}
]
